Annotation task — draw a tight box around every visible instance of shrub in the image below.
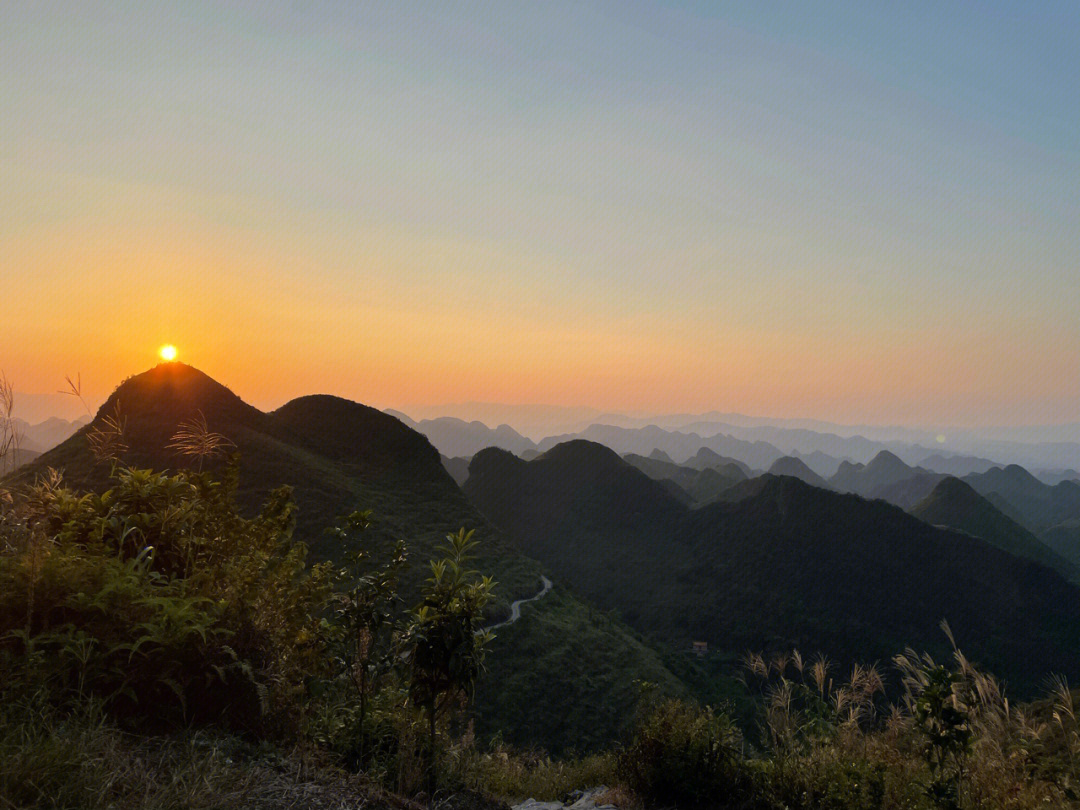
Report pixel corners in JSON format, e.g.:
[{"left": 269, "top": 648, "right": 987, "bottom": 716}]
[
  {"left": 0, "top": 461, "right": 333, "bottom": 734},
  {"left": 404, "top": 528, "right": 495, "bottom": 794},
  {"left": 619, "top": 698, "right": 753, "bottom": 807}
]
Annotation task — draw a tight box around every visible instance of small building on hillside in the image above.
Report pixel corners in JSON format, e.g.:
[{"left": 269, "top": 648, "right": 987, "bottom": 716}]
[{"left": 692, "top": 641, "right": 708, "bottom": 657}]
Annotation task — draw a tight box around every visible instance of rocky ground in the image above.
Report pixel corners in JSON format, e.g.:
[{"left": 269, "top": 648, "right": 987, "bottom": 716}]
[{"left": 512, "top": 787, "right": 618, "bottom": 810}]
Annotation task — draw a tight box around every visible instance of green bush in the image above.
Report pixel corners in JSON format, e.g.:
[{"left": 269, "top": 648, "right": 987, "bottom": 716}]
[
  {"left": 619, "top": 697, "right": 754, "bottom": 807},
  {"left": 0, "top": 461, "right": 333, "bottom": 734}
]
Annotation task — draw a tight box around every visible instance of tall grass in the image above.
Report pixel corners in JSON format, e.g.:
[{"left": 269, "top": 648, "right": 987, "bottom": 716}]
[
  {"left": 465, "top": 746, "right": 618, "bottom": 801},
  {"left": 0, "top": 693, "right": 412, "bottom": 810},
  {"left": 736, "top": 627, "right": 1077, "bottom": 809},
  {"left": 0, "top": 372, "right": 19, "bottom": 477}
]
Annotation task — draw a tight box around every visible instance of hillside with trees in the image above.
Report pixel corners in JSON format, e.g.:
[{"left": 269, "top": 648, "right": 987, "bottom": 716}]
[
  {"left": 5, "top": 366, "right": 1080, "bottom": 809},
  {"left": 466, "top": 445, "right": 1080, "bottom": 694},
  {"left": 6, "top": 364, "right": 692, "bottom": 754}
]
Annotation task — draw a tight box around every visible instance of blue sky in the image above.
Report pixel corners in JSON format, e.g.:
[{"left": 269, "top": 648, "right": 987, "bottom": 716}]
[{"left": 3, "top": 2, "right": 1078, "bottom": 425}]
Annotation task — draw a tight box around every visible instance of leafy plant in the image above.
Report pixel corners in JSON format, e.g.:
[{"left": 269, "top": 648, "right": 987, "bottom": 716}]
[
  {"left": 619, "top": 697, "right": 750, "bottom": 807},
  {"left": 0, "top": 460, "right": 333, "bottom": 733},
  {"left": 323, "top": 509, "right": 409, "bottom": 767},
  {"left": 404, "top": 528, "right": 495, "bottom": 795}
]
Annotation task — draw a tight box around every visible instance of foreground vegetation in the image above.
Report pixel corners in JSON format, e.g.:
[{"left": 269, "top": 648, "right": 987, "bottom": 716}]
[{"left": 2, "top": 413, "right": 1079, "bottom": 808}]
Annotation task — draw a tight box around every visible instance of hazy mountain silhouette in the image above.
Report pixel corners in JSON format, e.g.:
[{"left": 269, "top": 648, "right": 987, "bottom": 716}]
[
  {"left": 12, "top": 415, "right": 90, "bottom": 453},
  {"left": 536, "top": 424, "right": 782, "bottom": 470},
  {"left": 873, "top": 473, "right": 949, "bottom": 510},
  {"left": 767, "top": 456, "right": 829, "bottom": 488},
  {"left": 829, "top": 451, "right": 945, "bottom": 507},
  {"left": 683, "top": 446, "right": 755, "bottom": 477},
  {"left": 911, "top": 477, "right": 1078, "bottom": 581},
  {"left": 918, "top": 453, "right": 999, "bottom": 477},
  {"left": 623, "top": 452, "right": 746, "bottom": 506},
  {"left": 964, "top": 465, "right": 1080, "bottom": 533},
  {"left": 0, "top": 447, "right": 40, "bottom": 474},
  {"left": 465, "top": 441, "right": 1080, "bottom": 693},
  {"left": 384, "top": 412, "right": 536, "bottom": 458},
  {"left": 441, "top": 455, "right": 471, "bottom": 486},
  {"left": 791, "top": 449, "right": 845, "bottom": 478},
  {"left": 1037, "top": 469, "right": 1080, "bottom": 486},
  {"left": 830, "top": 451, "right": 914, "bottom": 493}
]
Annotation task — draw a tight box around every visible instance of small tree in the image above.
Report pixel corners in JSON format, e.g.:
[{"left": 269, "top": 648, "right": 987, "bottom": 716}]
[
  {"left": 324, "top": 509, "right": 408, "bottom": 766},
  {"left": 895, "top": 627, "right": 975, "bottom": 810},
  {"left": 907, "top": 665, "right": 972, "bottom": 809},
  {"left": 403, "top": 528, "right": 494, "bottom": 796}
]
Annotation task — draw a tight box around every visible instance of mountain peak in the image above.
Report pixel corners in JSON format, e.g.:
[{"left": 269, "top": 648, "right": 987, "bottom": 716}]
[
  {"left": 912, "top": 476, "right": 1078, "bottom": 581},
  {"left": 865, "top": 450, "right": 910, "bottom": 472},
  {"left": 768, "top": 455, "right": 828, "bottom": 487},
  {"left": 99, "top": 363, "right": 258, "bottom": 427},
  {"left": 538, "top": 439, "right": 625, "bottom": 470},
  {"left": 1002, "top": 464, "right": 1043, "bottom": 485},
  {"left": 925, "top": 475, "right": 981, "bottom": 504}
]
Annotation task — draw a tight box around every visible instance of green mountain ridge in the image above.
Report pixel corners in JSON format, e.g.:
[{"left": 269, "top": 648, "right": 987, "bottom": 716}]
[
  {"left": 910, "top": 476, "right": 1079, "bottom": 582},
  {"left": 6, "top": 363, "right": 690, "bottom": 752},
  {"left": 964, "top": 464, "right": 1080, "bottom": 533},
  {"left": 1042, "top": 520, "right": 1080, "bottom": 569},
  {"left": 466, "top": 444, "right": 1080, "bottom": 695}
]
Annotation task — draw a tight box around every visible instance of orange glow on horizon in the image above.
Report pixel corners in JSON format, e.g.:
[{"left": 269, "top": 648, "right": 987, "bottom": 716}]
[{"left": 2, "top": 225, "right": 1078, "bottom": 429}]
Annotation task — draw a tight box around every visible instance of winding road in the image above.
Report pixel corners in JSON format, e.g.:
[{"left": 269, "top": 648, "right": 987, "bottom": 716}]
[{"left": 478, "top": 575, "right": 553, "bottom": 634}]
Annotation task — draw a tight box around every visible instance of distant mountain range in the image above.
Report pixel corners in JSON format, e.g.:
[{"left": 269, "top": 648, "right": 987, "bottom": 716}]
[
  {"left": 623, "top": 451, "right": 748, "bottom": 506},
  {"left": 418, "top": 415, "right": 1080, "bottom": 551},
  {"left": 386, "top": 404, "right": 1080, "bottom": 472},
  {"left": 386, "top": 412, "right": 535, "bottom": 458},
  {"left": 0, "top": 447, "right": 40, "bottom": 475},
  {"left": 828, "top": 451, "right": 945, "bottom": 509},
  {"left": 465, "top": 441, "right": 1080, "bottom": 694},
  {"left": 390, "top": 410, "right": 1077, "bottom": 488},
  {"left": 417, "top": 412, "right": 1080, "bottom": 593},
  {"left": 768, "top": 456, "right": 829, "bottom": 488},
  {"left": 10, "top": 415, "right": 89, "bottom": 453},
  {"left": 1, "top": 416, "right": 87, "bottom": 474},
  {"left": 964, "top": 465, "right": 1080, "bottom": 534}
]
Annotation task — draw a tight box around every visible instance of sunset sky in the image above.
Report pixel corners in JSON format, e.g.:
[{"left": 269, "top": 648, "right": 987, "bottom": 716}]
[{"left": 4, "top": 2, "right": 1079, "bottom": 427}]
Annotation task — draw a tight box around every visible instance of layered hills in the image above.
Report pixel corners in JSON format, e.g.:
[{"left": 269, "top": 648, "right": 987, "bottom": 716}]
[
  {"left": 767, "top": 455, "right": 828, "bottom": 488},
  {"left": 10, "top": 415, "right": 89, "bottom": 453},
  {"left": 8, "top": 363, "right": 690, "bottom": 752},
  {"left": 623, "top": 451, "right": 747, "bottom": 505},
  {"left": 964, "top": 465, "right": 1080, "bottom": 533},
  {"left": 18, "top": 365, "right": 1079, "bottom": 735},
  {"left": 387, "top": 411, "right": 536, "bottom": 458},
  {"left": 465, "top": 442, "right": 1080, "bottom": 693},
  {"left": 910, "top": 477, "right": 1078, "bottom": 582},
  {"left": 828, "top": 450, "right": 944, "bottom": 507}
]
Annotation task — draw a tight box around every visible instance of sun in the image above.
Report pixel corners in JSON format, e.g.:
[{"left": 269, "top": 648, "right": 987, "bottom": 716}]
[{"left": 159, "top": 344, "right": 178, "bottom": 362}]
